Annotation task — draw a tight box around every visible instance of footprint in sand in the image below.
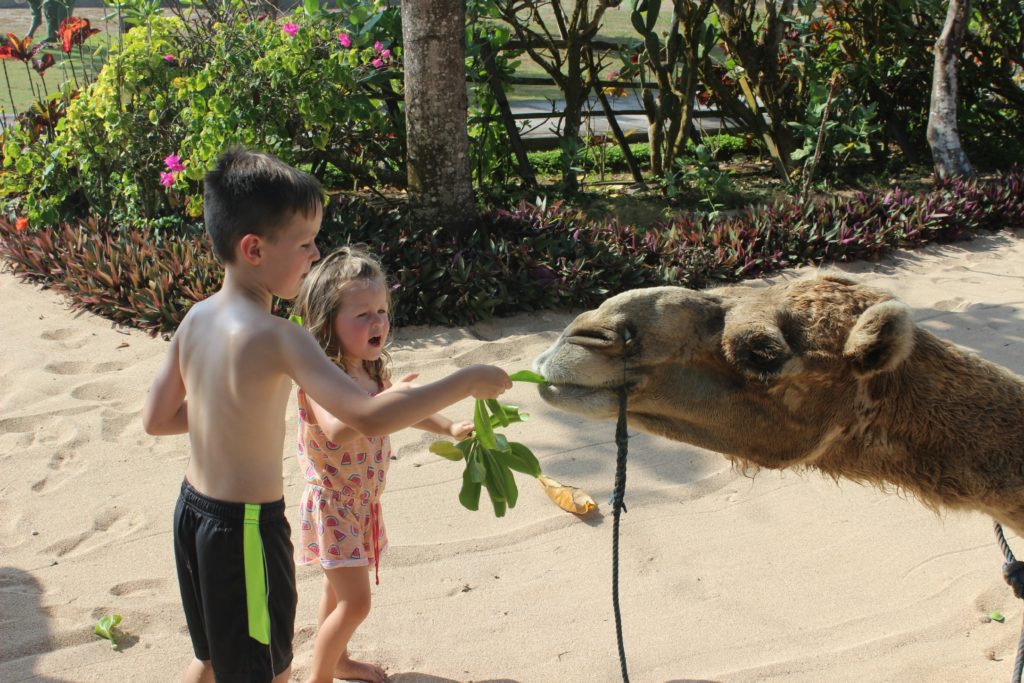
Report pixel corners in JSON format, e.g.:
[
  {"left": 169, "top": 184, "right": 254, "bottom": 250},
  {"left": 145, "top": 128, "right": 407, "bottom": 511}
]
[
  {"left": 101, "top": 408, "right": 141, "bottom": 442},
  {"left": 40, "top": 327, "right": 89, "bottom": 349},
  {"left": 43, "top": 359, "right": 128, "bottom": 376},
  {"left": 70, "top": 379, "right": 124, "bottom": 403},
  {"left": 932, "top": 297, "right": 968, "bottom": 312},
  {"left": 109, "top": 578, "right": 165, "bottom": 598},
  {"left": 0, "top": 500, "right": 27, "bottom": 549},
  {"left": 0, "top": 408, "right": 86, "bottom": 451},
  {"left": 41, "top": 507, "right": 145, "bottom": 559},
  {"left": 452, "top": 338, "right": 531, "bottom": 368},
  {"left": 30, "top": 434, "right": 88, "bottom": 494}
]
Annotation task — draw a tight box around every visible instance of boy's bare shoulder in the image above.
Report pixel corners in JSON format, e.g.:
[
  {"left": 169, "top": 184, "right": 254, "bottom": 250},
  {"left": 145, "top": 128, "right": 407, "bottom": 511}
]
[{"left": 177, "top": 294, "right": 296, "bottom": 355}]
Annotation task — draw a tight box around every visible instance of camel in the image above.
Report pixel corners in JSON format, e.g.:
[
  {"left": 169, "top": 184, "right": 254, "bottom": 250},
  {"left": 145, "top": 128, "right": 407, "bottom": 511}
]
[{"left": 533, "top": 275, "right": 1024, "bottom": 537}]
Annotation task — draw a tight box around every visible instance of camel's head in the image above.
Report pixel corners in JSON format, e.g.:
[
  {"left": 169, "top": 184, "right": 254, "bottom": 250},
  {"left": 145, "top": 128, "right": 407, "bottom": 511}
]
[{"left": 534, "top": 276, "right": 916, "bottom": 467}]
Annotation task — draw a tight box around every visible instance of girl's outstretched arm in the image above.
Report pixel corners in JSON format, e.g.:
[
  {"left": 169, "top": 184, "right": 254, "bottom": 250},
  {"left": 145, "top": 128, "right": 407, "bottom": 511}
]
[{"left": 280, "top": 321, "right": 510, "bottom": 436}]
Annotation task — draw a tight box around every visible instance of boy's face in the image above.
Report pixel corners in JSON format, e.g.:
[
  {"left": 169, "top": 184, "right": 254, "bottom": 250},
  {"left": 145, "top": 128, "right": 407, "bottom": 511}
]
[
  {"left": 333, "top": 279, "right": 390, "bottom": 364},
  {"left": 262, "top": 206, "right": 322, "bottom": 300}
]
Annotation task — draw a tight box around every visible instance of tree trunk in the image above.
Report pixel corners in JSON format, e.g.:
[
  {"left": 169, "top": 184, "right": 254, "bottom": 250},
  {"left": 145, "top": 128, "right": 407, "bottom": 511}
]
[
  {"left": 927, "top": 0, "right": 975, "bottom": 179},
  {"left": 402, "top": 0, "right": 477, "bottom": 233}
]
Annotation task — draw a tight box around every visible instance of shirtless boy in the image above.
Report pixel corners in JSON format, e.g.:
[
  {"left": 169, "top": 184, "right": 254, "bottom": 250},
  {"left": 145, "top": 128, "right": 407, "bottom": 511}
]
[{"left": 142, "top": 147, "right": 510, "bottom": 683}]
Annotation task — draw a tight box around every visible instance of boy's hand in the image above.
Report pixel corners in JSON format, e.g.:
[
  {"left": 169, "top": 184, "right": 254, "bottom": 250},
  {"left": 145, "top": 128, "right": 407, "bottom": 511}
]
[
  {"left": 465, "top": 365, "right": 512, "bottom": 399},
  {"left": 449, "top": 420, "right": 474, "bottom": 439}
]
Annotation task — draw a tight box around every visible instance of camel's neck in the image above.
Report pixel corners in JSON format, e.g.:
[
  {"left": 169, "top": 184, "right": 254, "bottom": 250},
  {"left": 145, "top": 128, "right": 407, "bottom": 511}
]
[{"left": 817, "top": 329, "right": 1024, "bottom": 512}]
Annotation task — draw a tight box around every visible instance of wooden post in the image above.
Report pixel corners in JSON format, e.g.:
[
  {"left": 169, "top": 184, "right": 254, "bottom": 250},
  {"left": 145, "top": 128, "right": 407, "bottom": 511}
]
[{"left": 585, "top": 48, "right": 645, "bottom": 187}]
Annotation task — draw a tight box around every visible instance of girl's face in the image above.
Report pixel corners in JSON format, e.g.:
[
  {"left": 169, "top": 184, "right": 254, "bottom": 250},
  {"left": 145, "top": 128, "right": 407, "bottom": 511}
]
[{"left": 333, "top": 278, "right": 390, "bottom": 365}]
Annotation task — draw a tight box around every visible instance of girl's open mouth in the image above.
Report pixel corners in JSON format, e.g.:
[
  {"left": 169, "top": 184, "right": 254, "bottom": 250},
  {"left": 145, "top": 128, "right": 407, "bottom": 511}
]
[{"left": 369, "top": 336, "right": 382, "bottom": 347}]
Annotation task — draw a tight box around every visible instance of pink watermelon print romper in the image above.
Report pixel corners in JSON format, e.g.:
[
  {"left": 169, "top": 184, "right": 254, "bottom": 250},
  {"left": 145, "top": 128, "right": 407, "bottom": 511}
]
[{"left": 294, "top": 386, "right": 390, "bottom": 583}]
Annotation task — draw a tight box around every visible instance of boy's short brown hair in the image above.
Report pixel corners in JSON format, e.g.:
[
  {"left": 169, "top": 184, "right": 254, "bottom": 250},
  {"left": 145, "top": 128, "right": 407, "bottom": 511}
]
[{"left": 203, "top": 147, "right": 323, "bottom": 263}]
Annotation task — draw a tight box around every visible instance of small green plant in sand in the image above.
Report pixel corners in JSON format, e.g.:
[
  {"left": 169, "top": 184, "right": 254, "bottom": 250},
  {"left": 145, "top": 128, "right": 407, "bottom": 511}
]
[
  {"left": 430, "top": 370, "right": 547, "bottom": 517},
  {"left": 93, "top": 613, "right": 123, "bottom": 649}
]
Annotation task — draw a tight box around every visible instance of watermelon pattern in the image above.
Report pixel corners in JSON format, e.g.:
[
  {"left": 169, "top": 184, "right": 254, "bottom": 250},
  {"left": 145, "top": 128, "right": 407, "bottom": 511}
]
[{"left": 293, "top": 387, "right": 390, "bottom": 570}]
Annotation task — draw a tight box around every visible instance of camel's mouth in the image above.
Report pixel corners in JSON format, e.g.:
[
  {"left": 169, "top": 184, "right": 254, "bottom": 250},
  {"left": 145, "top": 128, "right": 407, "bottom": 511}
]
[{"left": 536, "top": 380, "right": 623, "bottom": 418}]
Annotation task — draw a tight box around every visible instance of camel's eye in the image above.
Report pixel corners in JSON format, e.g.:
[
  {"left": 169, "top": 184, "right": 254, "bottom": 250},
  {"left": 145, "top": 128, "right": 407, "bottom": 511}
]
[
  {"left": 727, "top": 329, "right": 792, "bottom": 378},
  {"left": 622, "top": 326, "right": 635, "bottom": 345}
]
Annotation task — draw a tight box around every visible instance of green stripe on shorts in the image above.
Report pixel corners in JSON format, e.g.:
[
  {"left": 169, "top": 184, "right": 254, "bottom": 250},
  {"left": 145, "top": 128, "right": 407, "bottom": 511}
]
[{"left": 243, "top": 504, "right": 271, "bottom": 645}]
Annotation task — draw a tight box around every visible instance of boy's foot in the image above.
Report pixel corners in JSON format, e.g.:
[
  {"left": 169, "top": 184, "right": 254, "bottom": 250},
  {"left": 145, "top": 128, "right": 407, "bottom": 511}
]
[{"left": 334, "top": 656, "right": 386, "bottom": 683}]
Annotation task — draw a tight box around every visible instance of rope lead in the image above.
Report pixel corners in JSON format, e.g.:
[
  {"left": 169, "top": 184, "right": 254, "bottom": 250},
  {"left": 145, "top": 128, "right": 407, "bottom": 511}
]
[
  {"left": 993, "top": 521, "right": 1024, "bottom": 683},
  {"left": 612, "top": 385, "right": 630, "bottom": 683}
]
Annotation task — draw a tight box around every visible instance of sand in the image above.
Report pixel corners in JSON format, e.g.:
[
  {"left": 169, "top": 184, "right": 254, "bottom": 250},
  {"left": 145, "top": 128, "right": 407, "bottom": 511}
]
[{"left": 3, "top": 231, "right": 1024, "bottom": 682}]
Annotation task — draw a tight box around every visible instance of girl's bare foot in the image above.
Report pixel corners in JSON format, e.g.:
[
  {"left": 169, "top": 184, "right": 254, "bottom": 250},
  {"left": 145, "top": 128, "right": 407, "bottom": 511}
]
[{"left": 334, "top": 655, "right": 386, "bottom": 683}]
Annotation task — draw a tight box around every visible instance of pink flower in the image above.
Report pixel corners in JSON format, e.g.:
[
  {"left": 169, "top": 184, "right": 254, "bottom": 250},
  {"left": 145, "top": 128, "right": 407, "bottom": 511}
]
[
  {"left": 163, "top": 54, "right": 176, "bottom": 63},
  {"left": 380, "top": 48, "right": 391, "bottom": 60},
  {"left": 373, "top": 40, "right": 383, "bottom": 52},
  {"left": 160, "top": 172, "right": 176, "bottom": 187},
  {"left": 371, "top": 58, "right": 384, "bottom": 68},
  {"left": 337, "top": 33, "right": 351, "bottom": 48},
  {"left": 164, "top": 154, "right": 185, "bottom": 172},
  {"left": 282, "top": 22, "right": 299, "bottom": 37}
]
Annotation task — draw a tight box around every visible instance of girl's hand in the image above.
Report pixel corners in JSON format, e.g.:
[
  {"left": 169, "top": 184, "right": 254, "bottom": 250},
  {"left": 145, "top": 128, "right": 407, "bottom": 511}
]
[
  {"left": 387, "top": 373, "right": 420, "bottom": 392},
  {"left": 449, "top": 420, "right": 474, "bottom": 440}
]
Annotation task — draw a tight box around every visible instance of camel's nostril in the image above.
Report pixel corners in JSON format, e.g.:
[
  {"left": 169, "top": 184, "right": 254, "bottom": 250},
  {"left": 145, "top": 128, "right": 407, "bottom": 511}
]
[{"left": 568, "top": 328, "right": 617, "bottom": 348}]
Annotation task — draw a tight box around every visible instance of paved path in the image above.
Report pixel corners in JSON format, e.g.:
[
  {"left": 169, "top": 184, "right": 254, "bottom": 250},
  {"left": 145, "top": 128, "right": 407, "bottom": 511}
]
[{"left": 513, "top": 93, "right": 737, "bottom": 143}]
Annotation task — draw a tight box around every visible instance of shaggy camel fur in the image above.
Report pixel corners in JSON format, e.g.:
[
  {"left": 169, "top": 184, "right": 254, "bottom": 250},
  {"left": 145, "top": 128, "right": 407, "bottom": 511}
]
[{"left": 534, "top": 275, "right": 1024, "bottom": 536}]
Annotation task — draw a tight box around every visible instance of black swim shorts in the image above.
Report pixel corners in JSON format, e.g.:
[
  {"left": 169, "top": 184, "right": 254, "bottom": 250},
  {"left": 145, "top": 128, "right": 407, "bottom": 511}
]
[{"left": 173, "top": 479, "right": 297, "bottom": 682}]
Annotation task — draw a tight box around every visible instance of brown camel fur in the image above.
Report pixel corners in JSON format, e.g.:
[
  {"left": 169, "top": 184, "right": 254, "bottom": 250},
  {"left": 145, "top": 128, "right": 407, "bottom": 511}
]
[{"left": 534, "top": 275, "right": 1024, "bottom": 536}]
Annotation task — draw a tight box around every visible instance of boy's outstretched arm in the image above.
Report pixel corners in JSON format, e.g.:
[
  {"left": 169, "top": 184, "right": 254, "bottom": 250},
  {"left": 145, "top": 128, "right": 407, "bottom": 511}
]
[
  {"left": 142, "top": 333, "right": 189, "bottom": 435},
  {"left": 281, "top": 323, "right": 510, "bottom": 436}
]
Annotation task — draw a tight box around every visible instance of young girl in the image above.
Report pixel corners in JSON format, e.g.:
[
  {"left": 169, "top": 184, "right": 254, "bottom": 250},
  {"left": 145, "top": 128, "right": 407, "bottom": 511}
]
[{"left": 291, "top": 246, "right": 474, "bottom": 683}]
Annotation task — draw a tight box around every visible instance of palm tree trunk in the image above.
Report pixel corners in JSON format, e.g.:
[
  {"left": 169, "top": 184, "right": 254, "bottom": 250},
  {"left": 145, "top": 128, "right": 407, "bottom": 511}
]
[{"left": 402, "top": 0, "right": 477, "bottom": 234}]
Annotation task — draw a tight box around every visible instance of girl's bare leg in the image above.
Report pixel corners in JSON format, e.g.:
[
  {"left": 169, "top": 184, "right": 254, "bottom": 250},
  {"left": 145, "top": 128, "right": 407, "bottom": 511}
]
[{"left": 305, "top": 566, "right": 385, "bottom": 683}]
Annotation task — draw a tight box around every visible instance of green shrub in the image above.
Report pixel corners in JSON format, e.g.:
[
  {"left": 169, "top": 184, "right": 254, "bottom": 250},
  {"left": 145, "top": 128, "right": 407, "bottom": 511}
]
[
  {"left": 2, "top": 12, "right": 405, "bottom": 228},
  {"left": 2, "top": 170, "right": 1021, "bottom": 334},
  {"left": 526, "top": 135, "right": 757, "bottom": 177}
]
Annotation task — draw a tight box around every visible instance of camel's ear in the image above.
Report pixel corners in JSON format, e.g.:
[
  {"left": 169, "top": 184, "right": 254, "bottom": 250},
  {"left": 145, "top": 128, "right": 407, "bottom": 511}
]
[
  {"left": 724, "top": 325, "right": 792, "bottom": 379},
  {"left": 843, "top": 300, "right": 914, "bottom": 376}
]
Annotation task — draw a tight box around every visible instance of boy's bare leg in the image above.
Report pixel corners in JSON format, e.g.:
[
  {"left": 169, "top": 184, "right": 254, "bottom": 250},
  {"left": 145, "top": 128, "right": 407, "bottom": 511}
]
[
  {"left": 181, "top": 658, "right": 214, "bottom": 683},
  {"left": 306, "top": 566, "right": 385, "bottom": 683},
  {"left": 272, "top": 665, "right": 292, "bottom": 682}
]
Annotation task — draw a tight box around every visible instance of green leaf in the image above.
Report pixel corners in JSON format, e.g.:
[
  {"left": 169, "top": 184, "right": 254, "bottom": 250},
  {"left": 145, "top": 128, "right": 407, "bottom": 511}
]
[
  {"left": 990, "top": 611, "right": 1005, "bottom": 623},
  {"left": 473, "top": 400, "right": 499, "bottom": 450},
  {"left": 487, "top": 399, "right": 510, "bottom": 427},
  {"left": 288, "top": 314, "right": 303, "bottom": 326},
  {"left": 507, "top": 441, "right": 543, "bottom": 477},
  {"left": 458, "top": 465, "right": 482, "bottom": 511},
  {"left": 466, "top": 448, "right": 487, "bottom": 484},
  {"left": 94, "top": 614, "right": 122, "bottom": 649},
  {"left": 509, "top": 370, "right": 547, "bottom": 384},
  {"left": 429, "top": 440, "right": 464, "bottom": 462}
]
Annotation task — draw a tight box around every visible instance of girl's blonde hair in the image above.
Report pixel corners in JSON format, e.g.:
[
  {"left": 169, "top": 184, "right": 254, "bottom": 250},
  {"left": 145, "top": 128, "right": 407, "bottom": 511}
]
[{"left": 292, "top": 245, "right": 392, "bottom": 384}]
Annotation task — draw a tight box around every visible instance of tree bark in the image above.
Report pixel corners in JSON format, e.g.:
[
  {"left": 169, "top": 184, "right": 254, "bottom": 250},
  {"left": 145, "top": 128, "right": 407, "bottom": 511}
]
[
  {"left": 927, "top": 0, "right": 975, "bottom": 179},
  {"left": 402, "top": 0, "right": 477, "bottom": 233}
]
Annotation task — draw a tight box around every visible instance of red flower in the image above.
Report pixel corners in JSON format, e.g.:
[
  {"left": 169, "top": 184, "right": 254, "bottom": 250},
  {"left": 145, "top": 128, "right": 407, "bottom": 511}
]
[
  {"left": 1, "top": 33, "right": 42, "bottom": 62},
  {"left": 32, "top": 53, "right": 54, "bottom": 74},
  {"left": 58, "top": 17, "right": 100, "bottom": 54},
  {"left": 15, "top": 217, "right": 29, "bottom": 232}
]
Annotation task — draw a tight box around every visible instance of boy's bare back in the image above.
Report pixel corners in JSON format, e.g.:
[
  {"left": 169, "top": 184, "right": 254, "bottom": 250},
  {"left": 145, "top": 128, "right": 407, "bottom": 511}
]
[{"left": 170, "top": 290, "right": 301, "bottom": 502}]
